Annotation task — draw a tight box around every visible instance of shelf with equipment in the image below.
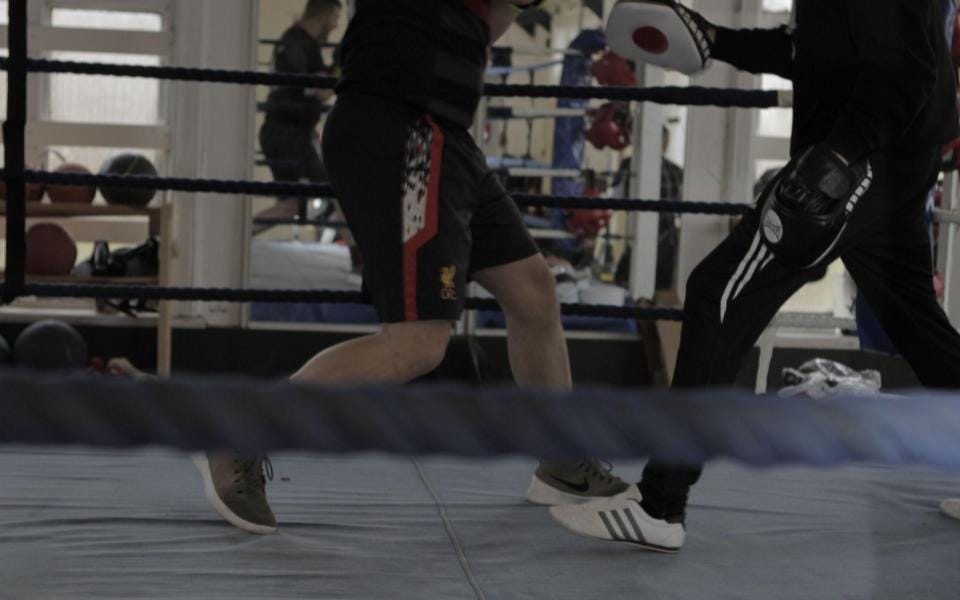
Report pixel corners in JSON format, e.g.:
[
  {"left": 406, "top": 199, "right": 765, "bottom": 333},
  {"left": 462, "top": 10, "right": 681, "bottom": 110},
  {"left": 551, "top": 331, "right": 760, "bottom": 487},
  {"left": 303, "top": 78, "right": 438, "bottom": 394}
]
[{"left": 0, "top": 200, "right": 176, "bottom": 376}]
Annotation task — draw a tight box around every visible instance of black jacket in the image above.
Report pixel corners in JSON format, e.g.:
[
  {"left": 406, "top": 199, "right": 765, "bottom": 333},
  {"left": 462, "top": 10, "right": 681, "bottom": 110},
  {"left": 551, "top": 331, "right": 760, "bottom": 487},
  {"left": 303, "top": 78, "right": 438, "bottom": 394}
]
[
  {"left": 336, "top": 0, "right": 490, "bottom": 129},
  {"left": 712, "top": 0, "right": 958, "bottom": 161},
  {"left": 264, "top": 25, "right": 331, "bottom": 130}
]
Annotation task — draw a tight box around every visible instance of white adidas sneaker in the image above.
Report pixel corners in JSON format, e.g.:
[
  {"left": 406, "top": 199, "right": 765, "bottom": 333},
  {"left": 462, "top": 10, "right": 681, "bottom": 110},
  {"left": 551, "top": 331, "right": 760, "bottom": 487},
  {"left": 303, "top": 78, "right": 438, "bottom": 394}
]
[
  {"left": 549, "top": 484, "right": 686, "bottom": 553},
  {"left": 941, "top": 498, "right": 960, "bottom": 520}
]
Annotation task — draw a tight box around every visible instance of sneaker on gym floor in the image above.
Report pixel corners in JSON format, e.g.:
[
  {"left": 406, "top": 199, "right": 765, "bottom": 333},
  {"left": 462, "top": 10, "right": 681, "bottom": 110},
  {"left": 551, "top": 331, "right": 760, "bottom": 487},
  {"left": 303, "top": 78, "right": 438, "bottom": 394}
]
[
  {"left": 526, "top": 460, "right": 630, "bottom": 506},
  {"left": 941, "top": 498, "right": 960, "bottom": 520},
  {"left": 192, "top": 452, "right": 277, "bottom": 534},
  {"left": 549, "top": 484, "right": 685, "bottom": 553}
]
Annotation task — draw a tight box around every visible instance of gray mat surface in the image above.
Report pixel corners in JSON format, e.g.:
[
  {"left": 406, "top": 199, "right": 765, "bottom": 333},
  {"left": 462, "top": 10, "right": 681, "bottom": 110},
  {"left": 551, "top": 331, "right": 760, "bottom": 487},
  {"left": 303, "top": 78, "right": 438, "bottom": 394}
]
[
  {"left": 249, "top": 241, "right": 356, "bottom": 291},
  {"left": 1, "top": 449, "right": 958, "bottom": 599}
]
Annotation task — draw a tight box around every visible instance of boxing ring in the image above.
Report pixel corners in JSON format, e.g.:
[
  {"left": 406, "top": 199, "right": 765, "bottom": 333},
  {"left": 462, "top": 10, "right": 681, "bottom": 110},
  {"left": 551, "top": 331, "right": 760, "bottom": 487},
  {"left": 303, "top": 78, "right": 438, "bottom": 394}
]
[{"left": 3, "top": 0, "right": 960, "bottom": 598}]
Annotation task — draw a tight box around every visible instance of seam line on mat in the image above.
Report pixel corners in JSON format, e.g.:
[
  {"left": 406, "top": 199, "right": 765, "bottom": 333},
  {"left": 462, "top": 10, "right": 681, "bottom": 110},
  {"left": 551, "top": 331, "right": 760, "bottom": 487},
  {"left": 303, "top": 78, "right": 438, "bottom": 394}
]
[{"left": 411, "top": 458, "right": 488, "bottom": 600}]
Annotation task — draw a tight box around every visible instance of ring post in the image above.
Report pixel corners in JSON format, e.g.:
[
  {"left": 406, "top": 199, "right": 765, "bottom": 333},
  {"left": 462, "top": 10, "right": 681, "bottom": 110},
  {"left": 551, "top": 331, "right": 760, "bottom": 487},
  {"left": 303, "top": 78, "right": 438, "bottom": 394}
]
[{"left": 2, "top": 0, "right": 29, "bottom": 304}]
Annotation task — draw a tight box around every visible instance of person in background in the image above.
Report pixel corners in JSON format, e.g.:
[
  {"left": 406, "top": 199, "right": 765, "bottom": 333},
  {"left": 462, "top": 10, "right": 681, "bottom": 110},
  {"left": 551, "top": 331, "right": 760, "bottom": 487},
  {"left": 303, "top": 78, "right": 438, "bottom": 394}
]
[
  {"left": 257, "top": 0, "right": 342, "bottom": 222},
  {"left": 614, "top": 125, "right": 683, "bottom": 291}
]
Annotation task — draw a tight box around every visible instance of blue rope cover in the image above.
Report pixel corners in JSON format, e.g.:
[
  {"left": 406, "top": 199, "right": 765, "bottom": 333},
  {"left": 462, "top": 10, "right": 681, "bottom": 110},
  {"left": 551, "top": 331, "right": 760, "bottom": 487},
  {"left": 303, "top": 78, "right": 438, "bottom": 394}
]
[{"left": 0, "top": 370, "right": 957, "bottom": 469}]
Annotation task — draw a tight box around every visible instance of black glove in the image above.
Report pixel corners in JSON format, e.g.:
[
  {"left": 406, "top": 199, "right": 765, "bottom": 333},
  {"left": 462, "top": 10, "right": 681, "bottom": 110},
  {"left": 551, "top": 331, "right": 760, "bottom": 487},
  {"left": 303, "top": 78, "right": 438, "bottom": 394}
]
[
  {"left": 759, "top": 144, "right": 873, "bottom": 270},
  {"left": 776, "top": 144, "right": 869, "bottom": 215}
]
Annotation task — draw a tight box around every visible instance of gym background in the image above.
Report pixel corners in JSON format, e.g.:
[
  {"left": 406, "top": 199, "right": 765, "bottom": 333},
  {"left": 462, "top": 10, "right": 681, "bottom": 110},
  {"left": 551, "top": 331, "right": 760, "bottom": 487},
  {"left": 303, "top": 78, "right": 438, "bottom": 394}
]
[{"left": 0, "top": 0, "right": 955, "bottom": 393}]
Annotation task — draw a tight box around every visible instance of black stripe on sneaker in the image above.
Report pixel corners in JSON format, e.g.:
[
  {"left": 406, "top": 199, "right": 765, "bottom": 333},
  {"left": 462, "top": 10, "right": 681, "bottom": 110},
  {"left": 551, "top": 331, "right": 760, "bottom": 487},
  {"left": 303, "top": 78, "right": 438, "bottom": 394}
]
[
  {"left": 610, "top": 510, "right": 633, "bottom": 542},
  {"left": 622, "top": 507, "right": 648, "bottom": 546},
  {"left": 599, "top": 511, "right": 622, "bottom": 541}
]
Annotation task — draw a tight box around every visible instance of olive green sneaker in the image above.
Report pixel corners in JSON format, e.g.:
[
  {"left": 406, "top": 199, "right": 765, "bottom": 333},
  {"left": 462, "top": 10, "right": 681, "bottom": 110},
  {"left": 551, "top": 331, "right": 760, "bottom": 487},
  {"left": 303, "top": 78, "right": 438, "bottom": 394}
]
[
  {"left": 192, "top": 452, "right": 277, "bottom": 534},
  {"left": 526, "top": 460, "right": 630, "bottom": 506}
]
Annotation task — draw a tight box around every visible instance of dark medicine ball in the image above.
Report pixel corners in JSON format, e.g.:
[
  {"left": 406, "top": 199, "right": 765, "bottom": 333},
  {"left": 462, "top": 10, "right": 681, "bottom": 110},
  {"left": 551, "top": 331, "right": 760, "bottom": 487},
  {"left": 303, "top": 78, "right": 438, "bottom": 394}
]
[
  {"left": 99, "top": 153, "right": 158, "bottom": 208},
  {"left": 14, "top": 320, "right": 89, "bottom": 370},
  {"left": 26, "top": 223, "right": 78, "bottom": 276}
]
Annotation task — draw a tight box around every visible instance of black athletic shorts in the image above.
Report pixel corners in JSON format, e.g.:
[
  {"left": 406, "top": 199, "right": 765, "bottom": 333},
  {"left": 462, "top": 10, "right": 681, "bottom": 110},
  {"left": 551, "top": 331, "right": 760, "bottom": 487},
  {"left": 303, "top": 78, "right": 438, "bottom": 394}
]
[{"left": 322, "top": 93, "right": 538, "bottom": 323}]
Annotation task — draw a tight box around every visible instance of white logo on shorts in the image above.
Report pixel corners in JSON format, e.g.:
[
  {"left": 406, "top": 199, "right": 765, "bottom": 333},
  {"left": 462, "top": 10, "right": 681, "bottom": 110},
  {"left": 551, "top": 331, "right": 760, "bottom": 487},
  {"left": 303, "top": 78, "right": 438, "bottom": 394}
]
[{"left": 763, "top": 210, "right": 784, "bottom": 244}]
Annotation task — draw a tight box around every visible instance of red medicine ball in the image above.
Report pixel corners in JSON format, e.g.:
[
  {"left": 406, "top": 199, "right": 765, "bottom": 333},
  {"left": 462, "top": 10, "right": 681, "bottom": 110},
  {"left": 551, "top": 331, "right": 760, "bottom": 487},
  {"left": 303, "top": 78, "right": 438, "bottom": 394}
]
[
  {"left": 25, "top": 223, "right": 78, "bottom": 277},
  {"left": 47, "top": 163, "right": 96, "bottom": 205}
]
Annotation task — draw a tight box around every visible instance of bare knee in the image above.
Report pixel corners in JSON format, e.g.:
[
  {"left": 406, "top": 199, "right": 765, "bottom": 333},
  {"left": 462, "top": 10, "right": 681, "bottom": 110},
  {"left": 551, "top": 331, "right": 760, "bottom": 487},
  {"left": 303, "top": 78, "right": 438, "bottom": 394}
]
[
  {"left": 501, "top": 261, "right": 562, "bottom": 328},
  {"left": 379, "top": 320, "right": 452, "bottom": 377}
]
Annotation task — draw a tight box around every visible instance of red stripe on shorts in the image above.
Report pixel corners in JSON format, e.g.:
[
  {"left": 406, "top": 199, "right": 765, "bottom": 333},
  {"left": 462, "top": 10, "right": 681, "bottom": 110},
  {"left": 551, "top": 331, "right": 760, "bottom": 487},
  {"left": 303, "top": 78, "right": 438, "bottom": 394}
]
[{"left": 402, "top": 116, "right": 444, "bottom": 321}]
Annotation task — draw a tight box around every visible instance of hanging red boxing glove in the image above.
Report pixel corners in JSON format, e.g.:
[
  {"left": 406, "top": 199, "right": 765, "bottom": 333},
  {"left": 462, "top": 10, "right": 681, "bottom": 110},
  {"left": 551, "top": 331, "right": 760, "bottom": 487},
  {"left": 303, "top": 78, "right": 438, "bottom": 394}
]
[
  {"left": 585, "top": 102, "right": 633, "bottom": 151},
  {"left": 566, "top": 209, "right": 614, "bottom": 239},
  {"left": 591, "top": 49, "right": 637, "bottom": 87}
]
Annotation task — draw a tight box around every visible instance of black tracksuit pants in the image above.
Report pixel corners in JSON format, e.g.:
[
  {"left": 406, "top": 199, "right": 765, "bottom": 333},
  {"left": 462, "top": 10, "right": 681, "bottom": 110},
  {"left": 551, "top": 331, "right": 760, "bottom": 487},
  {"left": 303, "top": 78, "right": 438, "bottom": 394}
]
[{"left": 639, "top": 146, "right": 960, "bottom": 518}]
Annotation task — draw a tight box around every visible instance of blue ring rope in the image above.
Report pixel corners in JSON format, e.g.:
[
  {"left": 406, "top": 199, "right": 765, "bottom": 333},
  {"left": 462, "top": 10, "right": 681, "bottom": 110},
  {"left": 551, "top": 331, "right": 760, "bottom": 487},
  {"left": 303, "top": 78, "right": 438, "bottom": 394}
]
[{"left": 0, "top": 370, "right": 958, "bottom": 469}]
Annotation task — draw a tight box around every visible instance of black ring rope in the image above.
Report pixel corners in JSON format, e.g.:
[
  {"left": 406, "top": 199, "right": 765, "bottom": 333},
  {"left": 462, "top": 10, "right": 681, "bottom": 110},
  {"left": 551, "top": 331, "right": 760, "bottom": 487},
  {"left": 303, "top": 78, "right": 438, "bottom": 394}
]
[
  {"left": 18, "top": 169, "right": 337, "bottom": 199},
  {"left": 2, "top": 0, "right": 28, "bottom": 304},
  {"left": 9, "top": 170, "right": 751, "bottom": 216},
  {"left": 6, "top": 58, "right": 341, "bottom": 89},
  {"left": 0, "top": 58, "right": 782, "bottom": 108},
  {"left": 6, "top": 282, "right": 685, "bottom": 322},
  {"left": 258, "top": 38, "right": 340, "bottom": 49},
  {"left": 512, "top": 194, "right": 751, "bottom": 216},
  {"left": 484, "top": 83, "right": 780, "bottom": 107}
]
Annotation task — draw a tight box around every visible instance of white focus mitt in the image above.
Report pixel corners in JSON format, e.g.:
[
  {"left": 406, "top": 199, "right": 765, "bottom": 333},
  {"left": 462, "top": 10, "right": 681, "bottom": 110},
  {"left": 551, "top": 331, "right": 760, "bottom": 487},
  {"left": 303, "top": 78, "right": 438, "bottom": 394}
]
[{"left": 606, "top": 0, "right": 713, "bottom": 76}]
